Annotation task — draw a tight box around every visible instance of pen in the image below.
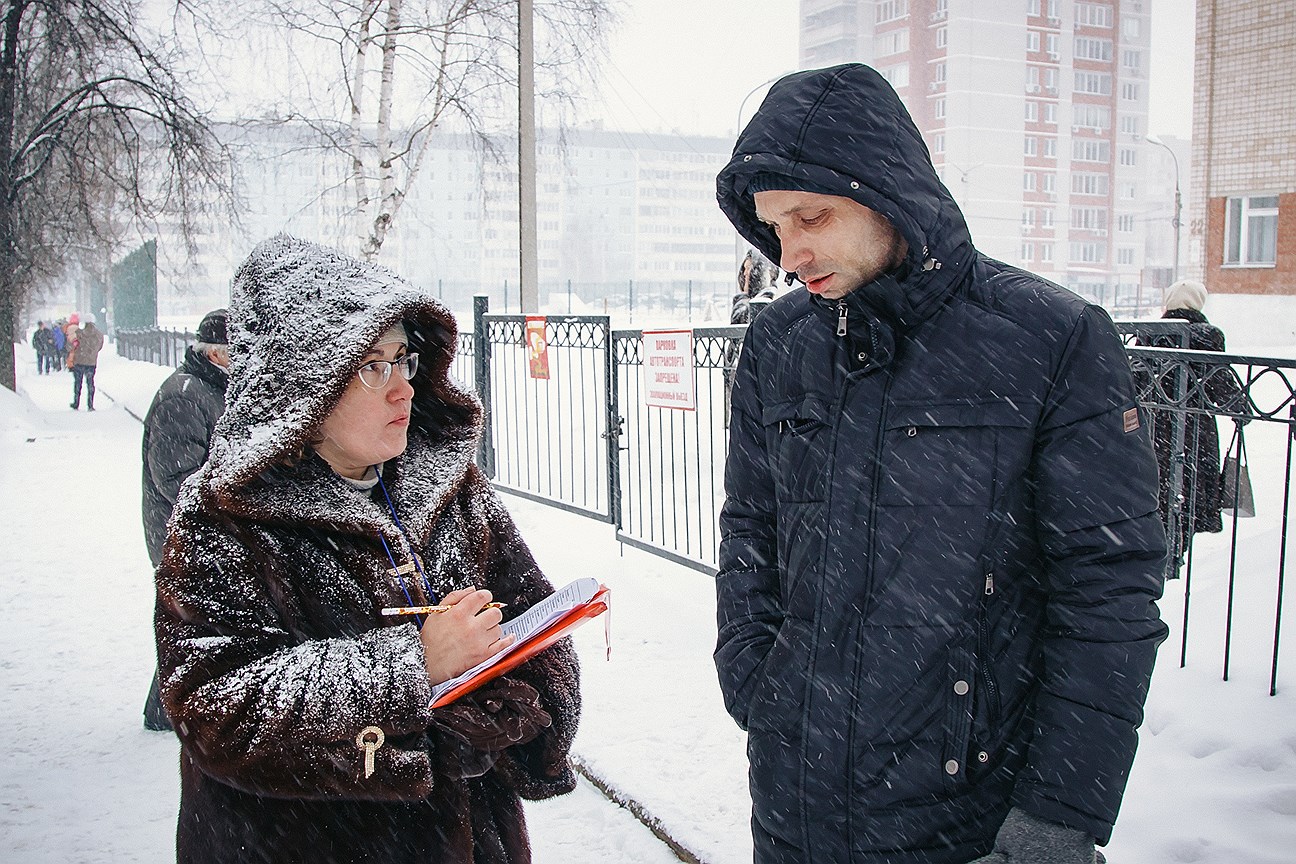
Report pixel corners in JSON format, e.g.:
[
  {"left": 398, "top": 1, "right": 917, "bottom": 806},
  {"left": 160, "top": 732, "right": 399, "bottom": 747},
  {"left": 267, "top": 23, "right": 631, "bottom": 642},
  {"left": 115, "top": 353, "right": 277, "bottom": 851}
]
[{"left": 380, "top": 602, "right": 506, "bottom": 617}]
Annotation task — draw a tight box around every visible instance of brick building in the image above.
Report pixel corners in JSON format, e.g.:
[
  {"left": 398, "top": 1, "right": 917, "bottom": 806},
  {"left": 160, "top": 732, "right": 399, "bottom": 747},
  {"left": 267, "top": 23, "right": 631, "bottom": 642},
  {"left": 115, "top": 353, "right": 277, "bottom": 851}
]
[{"left": 1190, "top": 1, "right": 1295, "bottom": 296}]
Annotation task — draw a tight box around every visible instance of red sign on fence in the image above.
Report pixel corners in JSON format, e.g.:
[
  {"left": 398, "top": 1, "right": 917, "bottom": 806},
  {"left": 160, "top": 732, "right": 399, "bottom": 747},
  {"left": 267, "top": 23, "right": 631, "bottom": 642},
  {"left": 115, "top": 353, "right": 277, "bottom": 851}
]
[{"left": 526, "top": 316, "right": 550, "bottom": 380}]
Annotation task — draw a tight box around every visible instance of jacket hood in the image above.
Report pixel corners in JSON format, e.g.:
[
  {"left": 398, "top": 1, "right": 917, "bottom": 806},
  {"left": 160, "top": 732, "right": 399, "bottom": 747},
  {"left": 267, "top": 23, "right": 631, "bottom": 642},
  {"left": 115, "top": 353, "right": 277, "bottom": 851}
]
[
  {"left": 202, "top": 234, "right": 480, "bottom": 495},
  {"left": 716, "top": 64, "right": 975, "bottom": 327}
]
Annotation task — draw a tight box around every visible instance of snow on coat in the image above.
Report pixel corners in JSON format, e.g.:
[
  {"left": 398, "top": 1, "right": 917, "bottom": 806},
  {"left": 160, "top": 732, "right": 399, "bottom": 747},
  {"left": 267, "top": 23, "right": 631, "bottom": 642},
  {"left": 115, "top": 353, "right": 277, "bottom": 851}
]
[
  {"left": 155, "top": 234, "right": 580, "bottom": 864},
  {"left": 714, "top": 65, "right": 1168, "bottom": 863}
]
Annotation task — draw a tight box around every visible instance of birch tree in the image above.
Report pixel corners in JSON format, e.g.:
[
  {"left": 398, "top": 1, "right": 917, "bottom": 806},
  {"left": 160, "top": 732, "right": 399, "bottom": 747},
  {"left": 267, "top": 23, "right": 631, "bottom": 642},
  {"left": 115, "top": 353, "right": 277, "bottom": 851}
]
[
  {"left": 0, "top": 0, "right": 230, "bottom": 391},
  {"left": 255, "top": 0, "right": 612, "bottom": 261}
]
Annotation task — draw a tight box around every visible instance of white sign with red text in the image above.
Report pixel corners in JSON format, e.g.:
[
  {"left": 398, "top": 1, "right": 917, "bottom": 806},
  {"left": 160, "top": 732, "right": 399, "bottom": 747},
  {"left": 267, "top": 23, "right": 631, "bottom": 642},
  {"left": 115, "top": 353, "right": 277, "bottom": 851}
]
[{"left": 642, "top": 329, "right": 696, "bottom": 411}]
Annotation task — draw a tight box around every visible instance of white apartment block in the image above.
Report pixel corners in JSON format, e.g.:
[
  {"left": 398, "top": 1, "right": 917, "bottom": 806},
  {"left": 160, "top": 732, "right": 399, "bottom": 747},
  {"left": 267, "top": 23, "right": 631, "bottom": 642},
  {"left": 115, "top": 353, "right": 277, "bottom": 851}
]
[
  {"left": 800, "top": 0, "right": 1163, "bottom": 309},
  {"left": 154, "top": 125, "right": 739, "bottom": 324}
]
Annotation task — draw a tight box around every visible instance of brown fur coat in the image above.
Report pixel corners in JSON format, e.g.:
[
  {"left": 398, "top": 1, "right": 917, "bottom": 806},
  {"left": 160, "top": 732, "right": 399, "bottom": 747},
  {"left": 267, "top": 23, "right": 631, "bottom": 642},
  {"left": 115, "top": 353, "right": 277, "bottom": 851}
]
[{"left": 155, "top": 236, "right": 579, "bottom": 864}]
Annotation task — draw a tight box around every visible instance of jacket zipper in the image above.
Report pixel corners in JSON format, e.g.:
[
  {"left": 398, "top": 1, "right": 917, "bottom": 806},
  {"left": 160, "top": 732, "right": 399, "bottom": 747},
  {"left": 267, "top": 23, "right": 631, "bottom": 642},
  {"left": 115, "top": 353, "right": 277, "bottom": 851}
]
[
  {"left": 977, "top": 571, "right": 1002, "bottom": 727},
  {"left": 836, "top": 300, "right": 848, "bottom": 337}
]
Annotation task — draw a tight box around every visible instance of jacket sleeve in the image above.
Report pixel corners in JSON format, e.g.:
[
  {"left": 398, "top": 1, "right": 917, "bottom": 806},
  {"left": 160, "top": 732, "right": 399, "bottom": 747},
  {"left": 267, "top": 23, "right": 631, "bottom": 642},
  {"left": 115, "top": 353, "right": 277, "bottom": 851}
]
[
  {"left": 475, "top": 482, "right": 582, "bottom": 800},
  {"left": 1015, "top": 306, "right": 1169, "bottom": 843},
  {"left": 145, "top": 396, "right": 215, "bottom": 509},
  {"left": 714, "top": 325, "right": 783, "bottom": 730},
  {"left": 155, "top": 515, "right": 438, "bottom": 802}
]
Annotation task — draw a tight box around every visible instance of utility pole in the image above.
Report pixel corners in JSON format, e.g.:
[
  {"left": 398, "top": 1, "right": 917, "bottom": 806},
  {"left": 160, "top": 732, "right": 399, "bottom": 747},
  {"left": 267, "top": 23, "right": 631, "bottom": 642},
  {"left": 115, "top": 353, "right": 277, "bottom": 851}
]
[
  {"left": 517, "top": 0, "right": 538, "bottom": 313},
  {"left": 1147, "top": 135, "right": 1182, "bottom": 285}
]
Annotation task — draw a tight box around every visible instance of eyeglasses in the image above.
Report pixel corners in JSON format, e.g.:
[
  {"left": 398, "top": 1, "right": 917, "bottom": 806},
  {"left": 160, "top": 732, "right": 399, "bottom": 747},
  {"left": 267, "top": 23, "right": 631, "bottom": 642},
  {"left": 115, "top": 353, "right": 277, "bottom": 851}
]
[{"left": 356, "top": 353, "right": 418, "bottom": 390}]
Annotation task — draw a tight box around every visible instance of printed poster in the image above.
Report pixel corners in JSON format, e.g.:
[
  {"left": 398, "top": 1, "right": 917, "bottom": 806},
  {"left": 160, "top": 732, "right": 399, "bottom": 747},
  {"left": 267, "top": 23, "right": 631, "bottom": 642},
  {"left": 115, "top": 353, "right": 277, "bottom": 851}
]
[
  {"left": 526, "top": 316, "right": 549, "bottom": 380},
  {"left": 642, "top": 329, "right": 695, "bottom": 410}
]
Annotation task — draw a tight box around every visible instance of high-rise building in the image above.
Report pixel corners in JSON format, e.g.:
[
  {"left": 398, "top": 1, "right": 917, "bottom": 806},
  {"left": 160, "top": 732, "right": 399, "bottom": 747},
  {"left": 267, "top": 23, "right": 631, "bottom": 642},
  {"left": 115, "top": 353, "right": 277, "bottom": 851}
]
[
  {"left": 800, "top": 0, "right": 1155, "bottom": 308},
  {"left": 1189, "top": 1, "right": 1294, "bottom": 297}
]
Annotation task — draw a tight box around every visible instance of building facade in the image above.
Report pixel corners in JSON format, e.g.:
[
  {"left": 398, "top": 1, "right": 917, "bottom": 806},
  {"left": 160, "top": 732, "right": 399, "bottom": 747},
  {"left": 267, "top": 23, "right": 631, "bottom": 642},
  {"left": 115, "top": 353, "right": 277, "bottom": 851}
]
[
  {"left": 1189, "top": 1, "right": 1295, "bottom": 297},
  {"left": 800, "top": 0, "right": 1165, "bottom": 309},
  {"left": 155, "top": 125, "right": 740, "bottom": 324}
]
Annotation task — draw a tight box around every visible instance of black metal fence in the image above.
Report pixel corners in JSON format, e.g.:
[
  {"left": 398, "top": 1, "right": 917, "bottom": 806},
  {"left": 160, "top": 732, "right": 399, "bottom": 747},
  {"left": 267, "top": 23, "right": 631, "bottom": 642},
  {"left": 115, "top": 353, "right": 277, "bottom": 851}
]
[{"left": 118, "top": 303, "right": 1295, "bottom": 693}]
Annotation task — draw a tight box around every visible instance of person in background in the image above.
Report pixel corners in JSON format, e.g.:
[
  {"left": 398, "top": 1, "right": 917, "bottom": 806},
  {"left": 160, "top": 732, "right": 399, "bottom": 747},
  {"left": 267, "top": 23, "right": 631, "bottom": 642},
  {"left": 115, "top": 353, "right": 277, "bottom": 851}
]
[
  {"left": 51, "top": 318, "right": 67, "bottom": 370},
  {"left": 31, "top": 321, "right": 56, "bottom": 374},
  {"left": 154, "top": 235, "right": 579, "bottom": 864},
  {"left": 714, "top": 65, "right": 1167, "bottom": 864},
  {"left": 730, "top": 248, "right": 779, "bottom": 325},
  {"left": 69, "top": 313, "right": 104, "bottom": 410},
  {"left": 1139, "top": 279, "right": 1244, "bottom": 572},
  {"left": 139, "top": 309, "right": 231, "bottom": 732}
]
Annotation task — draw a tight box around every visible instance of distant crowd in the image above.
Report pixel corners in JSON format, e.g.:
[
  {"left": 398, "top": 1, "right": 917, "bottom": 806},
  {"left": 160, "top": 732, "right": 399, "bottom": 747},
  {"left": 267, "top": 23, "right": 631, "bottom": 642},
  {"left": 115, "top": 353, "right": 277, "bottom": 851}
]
[{"left": 30, "top": 313, "right": 104, "bottom": 410}]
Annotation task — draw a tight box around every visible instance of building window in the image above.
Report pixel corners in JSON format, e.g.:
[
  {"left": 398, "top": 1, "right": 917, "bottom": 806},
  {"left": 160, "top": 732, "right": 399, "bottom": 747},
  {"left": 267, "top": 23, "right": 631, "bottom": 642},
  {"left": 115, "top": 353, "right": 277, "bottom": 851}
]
[
  {"left": 1224, "top": 194, "right": 1279, "bottom": 266},
  {"left": 1122, "top": 49, "right": 1142, "bottom": 72},
  {"left": 1119, "top": 115, "right": 1139, "bottom": 135},
  {"left": 1072, "top": 139, "right": 1111, "bottom": 161},
  {"left": 1027, "top": 31, "right": 1041, "bottom": 52},
  {"left": 1121, "top": 182, "right": 1137, "bottom": 200},
  {"left": 1022, "top": 241, "right": 1035, "bottom": 260},
  {"left": 1076, "top": 3, "right": 1113, "bottom": 27},
  {"left": 1024, "top": 173, "right": 1037, "bottom": 192},
  {"left": 934, "top": 97, "right": 946, "bottom": 119},
  {"left": 1024, "top": 137, "right": 1038, "bottom": 156},
  {"left": 1123, "top": 17, "right": 1141, "bottom": 38},
  {"left": 1073, "top": 104, "right": 1111, "bottom": 130},
  {"left": 1119, "top": 147, "right": 1137, "bottom": 166},
  {"left": 1071, "top": 206, "right": 1108, "bottom": 232},
  {"left": 1117, "top": 247, "right": 1136, "bottom": 265},
  {"left": 1044, "top": 103, "right": 1058, "bottom": 124},
  {"left": 1072, "top": 172, "right": 1110, "bottom": 195},
  {"left": 882, "top": 64, "right": 910, "bottom": 87},
  {"left": 1026, "top": 66, "right": 1040, "bottom": 92},
  {"left": 1046, "top": 33, "right": 1059, "bottom": 58},
  {"left": 876, "top": 29, "right": 910, "bottom": 56},
  {"left": 936, "top": 27, "right": 948, "bottom": 48},
  {"left": 1042, "top": 138, "right": 1057, "bottom": 158},
  {"left": 1070, "top": 242, "right": 1106, "bottom": 263},
  {"left": 1040, "top": 243, "right": 1054, "bottom": 262},
  {"left": 1028, "top": 0, "right": 1040, "bottom": 16},
  {"left": 1044, "top": 67, "right": 1058, "bottom": 92},
  {"left": 1022, "top": 209, "right": 1037, "bottom": 228},
  {"left": 1117, "top": 214, "right": 1135, "bottom": 233},
  {"left": 933, "top": 133, "right": 945, "bottom": 153},
  {"left": 1074, "top": 71, "right": 1113, "bottom": 96},
  {"left": 1121, "top": 82, "right": 1140, "bottom": 101},
  {"left": 1042, "top": 208, "right": 1055, "bottom": 227},
  {"left": 1074, "top": 37, "right": 1113, "bottom": 61},
  {"left": 1025, "top": 101, "right": 1039, "bottom": 122},
  {"left": 877, "top": 0, "right": 908, "bottom": 23},
  {"left": 935, "top": 62, "right": 947, "bottom": 83}
]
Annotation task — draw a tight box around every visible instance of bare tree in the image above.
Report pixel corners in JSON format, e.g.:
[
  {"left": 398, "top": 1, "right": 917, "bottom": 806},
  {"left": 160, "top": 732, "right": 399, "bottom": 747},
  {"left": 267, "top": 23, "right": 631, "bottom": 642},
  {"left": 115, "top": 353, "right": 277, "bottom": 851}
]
[
  {"left": 250, "top": 0, "right": 612, "bottom": 261},
  {"left": 0, "top": 0, "right": 231, "bottom": 391}
]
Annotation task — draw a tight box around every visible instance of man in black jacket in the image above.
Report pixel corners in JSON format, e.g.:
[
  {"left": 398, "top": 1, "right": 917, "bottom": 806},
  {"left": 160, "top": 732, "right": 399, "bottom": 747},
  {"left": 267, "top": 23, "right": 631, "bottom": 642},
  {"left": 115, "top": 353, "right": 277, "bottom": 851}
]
[
  {"left": 714, "top": 65, "right": 1168, "bottom": 864},
  {"left": 140, "top": 308, "right": 230, "bottom": 731}
]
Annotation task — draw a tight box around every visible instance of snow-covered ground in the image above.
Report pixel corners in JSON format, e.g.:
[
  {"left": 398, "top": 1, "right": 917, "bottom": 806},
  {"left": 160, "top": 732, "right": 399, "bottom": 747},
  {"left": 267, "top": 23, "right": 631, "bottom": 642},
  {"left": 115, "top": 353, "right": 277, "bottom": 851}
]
[{"left": 2, "top": 339, "right": 1294, "bottom": 863}]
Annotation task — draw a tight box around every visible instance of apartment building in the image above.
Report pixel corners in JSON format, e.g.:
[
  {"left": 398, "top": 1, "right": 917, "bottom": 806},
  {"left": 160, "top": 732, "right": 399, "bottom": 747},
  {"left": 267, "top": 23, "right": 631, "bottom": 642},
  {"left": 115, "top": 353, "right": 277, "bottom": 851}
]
[
  {"left": 1189, "top": 0, "right": 1295, "bottom": 297},
  {"left": 800, "top": 0, "right": 1157, "bottom": 308}
]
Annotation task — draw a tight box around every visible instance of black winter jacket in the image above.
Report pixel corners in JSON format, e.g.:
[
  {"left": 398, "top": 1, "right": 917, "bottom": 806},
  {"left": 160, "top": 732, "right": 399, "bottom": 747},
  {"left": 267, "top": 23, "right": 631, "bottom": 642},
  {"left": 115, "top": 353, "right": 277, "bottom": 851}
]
[
  {"left": 714, "top": 65, "right": 1167, "bottom": 864},
  {"left": 141, "top": 346, "right": 228, "bottom": 566}
]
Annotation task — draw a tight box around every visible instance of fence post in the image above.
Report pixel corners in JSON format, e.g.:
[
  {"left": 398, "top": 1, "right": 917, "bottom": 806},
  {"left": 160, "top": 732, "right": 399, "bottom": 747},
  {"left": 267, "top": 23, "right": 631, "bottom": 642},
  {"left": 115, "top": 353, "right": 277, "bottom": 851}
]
[
  {"left": 473, "top": 294, "right": 495, "bottom": 478},
  {"left": 603, "top": 318, "right": 622, "bottom": 529}
]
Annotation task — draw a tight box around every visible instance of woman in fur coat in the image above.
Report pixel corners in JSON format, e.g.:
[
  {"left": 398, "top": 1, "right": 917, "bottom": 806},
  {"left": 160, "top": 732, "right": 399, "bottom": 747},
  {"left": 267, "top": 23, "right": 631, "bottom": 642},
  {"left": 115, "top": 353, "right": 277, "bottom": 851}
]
[{"left": 154, "top": 235, "right": 580, "bottom": 864}]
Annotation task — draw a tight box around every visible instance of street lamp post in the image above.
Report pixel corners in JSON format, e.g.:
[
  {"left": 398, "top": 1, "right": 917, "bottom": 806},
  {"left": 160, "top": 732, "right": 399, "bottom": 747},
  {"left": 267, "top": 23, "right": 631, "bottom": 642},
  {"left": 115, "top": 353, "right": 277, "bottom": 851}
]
[{"left": 1147, "top": 135, "right": 1182, "bottom": 285}]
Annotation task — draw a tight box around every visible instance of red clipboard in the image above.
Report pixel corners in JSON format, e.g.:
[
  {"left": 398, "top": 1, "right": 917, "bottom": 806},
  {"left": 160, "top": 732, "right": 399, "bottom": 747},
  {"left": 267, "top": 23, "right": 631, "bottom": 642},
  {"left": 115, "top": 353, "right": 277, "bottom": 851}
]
[{"left": 429, "top": 585, "right": 610, "bottom": 708}]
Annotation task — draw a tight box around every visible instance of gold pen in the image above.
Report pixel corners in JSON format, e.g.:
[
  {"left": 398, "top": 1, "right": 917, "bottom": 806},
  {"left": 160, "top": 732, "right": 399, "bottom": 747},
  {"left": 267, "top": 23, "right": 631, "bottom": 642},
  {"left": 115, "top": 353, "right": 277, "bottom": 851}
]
[{"left": 380, "top": 602, "right": 505, "bottom": 617}]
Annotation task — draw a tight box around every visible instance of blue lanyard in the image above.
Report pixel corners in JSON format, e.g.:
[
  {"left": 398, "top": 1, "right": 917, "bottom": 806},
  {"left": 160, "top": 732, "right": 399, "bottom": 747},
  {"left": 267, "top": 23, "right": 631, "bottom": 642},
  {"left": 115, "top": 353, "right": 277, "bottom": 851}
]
[{"left": 374, "top": 466, "right": 437, "bottom": 625}]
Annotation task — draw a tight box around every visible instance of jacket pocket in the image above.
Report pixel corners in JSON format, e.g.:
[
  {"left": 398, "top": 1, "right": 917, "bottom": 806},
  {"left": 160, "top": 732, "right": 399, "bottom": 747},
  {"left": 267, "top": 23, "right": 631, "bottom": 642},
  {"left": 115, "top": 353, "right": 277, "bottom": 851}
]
[
  {"left": 880, "top": 399, "right": 1032, "bottom": 507},
  {"left": 762, "top": 398, "right": 833, "bottom": 503}
]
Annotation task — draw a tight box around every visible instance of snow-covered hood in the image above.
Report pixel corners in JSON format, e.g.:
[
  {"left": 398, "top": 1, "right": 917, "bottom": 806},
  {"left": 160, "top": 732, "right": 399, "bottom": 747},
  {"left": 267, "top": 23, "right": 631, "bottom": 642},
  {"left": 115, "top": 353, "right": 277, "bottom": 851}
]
[{"left": 202, "top": 234, "right": 480, "bottom": 496}]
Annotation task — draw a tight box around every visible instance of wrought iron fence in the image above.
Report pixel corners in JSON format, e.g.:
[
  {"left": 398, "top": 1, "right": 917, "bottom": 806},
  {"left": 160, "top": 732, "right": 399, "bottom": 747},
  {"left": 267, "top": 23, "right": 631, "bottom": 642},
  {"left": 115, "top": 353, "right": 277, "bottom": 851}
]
[
  {"left": 119, "top": 305, "right": 1294, "bottom": 693},
  {"left": 115, "top": 327, "right": 196, "bottom": 368}
]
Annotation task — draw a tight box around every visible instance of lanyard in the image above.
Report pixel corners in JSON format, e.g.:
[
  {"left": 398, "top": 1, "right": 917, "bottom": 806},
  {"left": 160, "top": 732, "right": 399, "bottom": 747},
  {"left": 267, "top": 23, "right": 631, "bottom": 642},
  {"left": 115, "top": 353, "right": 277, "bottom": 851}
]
[{"left": 374, "top": 466, "right": 437, "bottom": 626}]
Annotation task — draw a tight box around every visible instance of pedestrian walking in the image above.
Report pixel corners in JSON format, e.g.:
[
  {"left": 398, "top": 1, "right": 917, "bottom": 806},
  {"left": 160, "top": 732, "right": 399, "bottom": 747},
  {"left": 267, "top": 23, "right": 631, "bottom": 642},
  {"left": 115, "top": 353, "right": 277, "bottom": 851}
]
[
  {"left": 139, "top": 309, "right": 230, "bottom": 732},
  {"left": 31, "top": 321, "right": 56, "bottom": 374},
  {"left": 154, "top": 235, "right": 579, "bottom": 864},
  {"left": 1138, "top": 279, "right": 1245, "bottom": 571},
  {"left": 714, "top": 65, "right": 1167, "bottom": 864},
  {"left": 51, "top": 319, "right": 67, "bottom": 370},
  {"left": 68, "top": 314, "right": 104, "bottom": 410}
]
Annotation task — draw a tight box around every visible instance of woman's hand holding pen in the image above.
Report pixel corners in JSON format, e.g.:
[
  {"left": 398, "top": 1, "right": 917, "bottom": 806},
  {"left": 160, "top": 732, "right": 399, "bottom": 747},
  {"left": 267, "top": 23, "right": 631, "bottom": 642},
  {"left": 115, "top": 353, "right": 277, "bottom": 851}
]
[{"left": 419, "top": 588, "right": 515, "bottom": 685}]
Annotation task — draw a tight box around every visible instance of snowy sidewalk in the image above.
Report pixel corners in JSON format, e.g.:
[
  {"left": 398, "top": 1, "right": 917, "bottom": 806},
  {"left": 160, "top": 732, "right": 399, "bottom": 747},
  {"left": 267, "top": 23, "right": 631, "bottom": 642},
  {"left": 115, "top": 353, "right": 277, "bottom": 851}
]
[{"left": 3, "top": 343, "right": 1296, "bottom": 863}]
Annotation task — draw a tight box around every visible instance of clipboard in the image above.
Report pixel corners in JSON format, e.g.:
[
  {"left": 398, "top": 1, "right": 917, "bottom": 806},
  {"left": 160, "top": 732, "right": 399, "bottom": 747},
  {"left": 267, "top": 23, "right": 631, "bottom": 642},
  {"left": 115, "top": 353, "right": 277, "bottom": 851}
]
[{"left": 429, "top": 580, "right": 610, "bottom": 708}]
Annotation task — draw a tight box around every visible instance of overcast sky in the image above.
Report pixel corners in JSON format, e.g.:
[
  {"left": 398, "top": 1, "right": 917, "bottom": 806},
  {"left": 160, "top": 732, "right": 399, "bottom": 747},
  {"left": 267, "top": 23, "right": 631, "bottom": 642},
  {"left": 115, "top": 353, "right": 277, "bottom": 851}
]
[{"left": 582, "top": 0, "right": 1197, "bottom": 141}]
